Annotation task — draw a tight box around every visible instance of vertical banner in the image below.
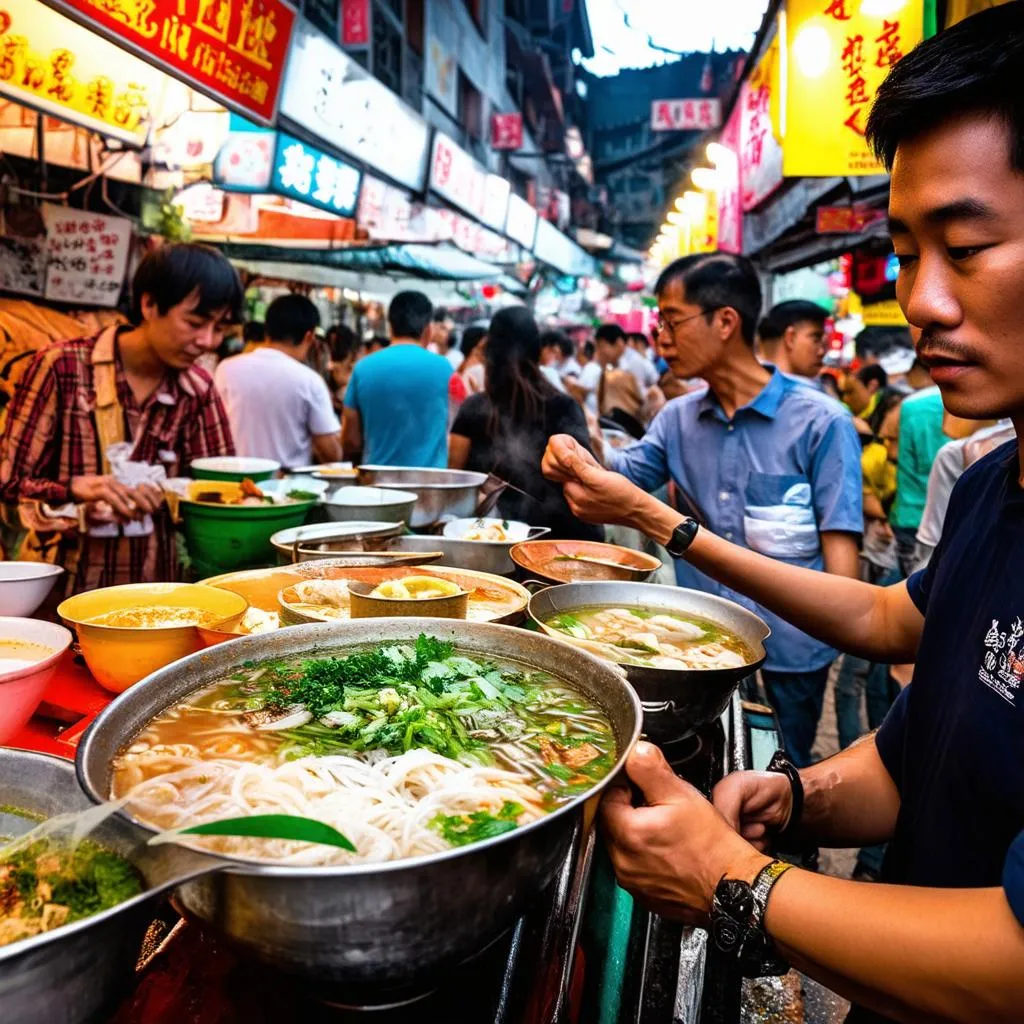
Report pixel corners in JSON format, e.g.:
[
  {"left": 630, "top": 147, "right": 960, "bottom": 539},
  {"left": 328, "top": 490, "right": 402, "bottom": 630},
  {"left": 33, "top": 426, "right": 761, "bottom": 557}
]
[
  {"left": 716, "top": 105, "right": 743, "bottom": 254},
  {"left": 740, "top": 32, "right": 784, "bottom": 210},
  {"left": 340, "top": 0, "right": 368, "bottom": 45},
  {"left": 783, "top": 0, "right": 924, "bottom": 176}
]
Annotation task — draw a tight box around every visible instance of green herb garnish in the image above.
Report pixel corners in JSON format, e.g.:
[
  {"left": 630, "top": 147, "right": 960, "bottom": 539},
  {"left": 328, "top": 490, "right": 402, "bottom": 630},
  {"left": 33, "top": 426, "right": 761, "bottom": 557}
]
[
  {"left": 152, "top": 814, "right": 356, "bottom": 852},
  {"left": 429, "top": 801, "right": 524, "bottom": 847}
]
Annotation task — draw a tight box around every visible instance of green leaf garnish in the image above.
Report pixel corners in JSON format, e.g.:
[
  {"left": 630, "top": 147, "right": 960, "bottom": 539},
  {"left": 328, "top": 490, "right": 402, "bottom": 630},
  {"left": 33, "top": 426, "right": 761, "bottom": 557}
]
[{"left": 149, "top": 814, "right": 356, "bottom": 852}]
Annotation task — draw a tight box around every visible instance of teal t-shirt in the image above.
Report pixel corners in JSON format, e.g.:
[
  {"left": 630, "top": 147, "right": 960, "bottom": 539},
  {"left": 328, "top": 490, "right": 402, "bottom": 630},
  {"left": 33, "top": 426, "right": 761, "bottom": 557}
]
[
  {"left": 890, "top": 386, "right": 946, "bottom": 530},
  {"left": 344, "top": 344, "right": 452, "bottom": 467}
]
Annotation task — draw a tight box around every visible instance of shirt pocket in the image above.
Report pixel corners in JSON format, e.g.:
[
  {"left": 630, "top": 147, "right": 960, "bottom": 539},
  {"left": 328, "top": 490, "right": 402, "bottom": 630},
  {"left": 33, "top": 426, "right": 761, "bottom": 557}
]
[{"left": 743, "top": 472, "right": 820, "bottom": 559}]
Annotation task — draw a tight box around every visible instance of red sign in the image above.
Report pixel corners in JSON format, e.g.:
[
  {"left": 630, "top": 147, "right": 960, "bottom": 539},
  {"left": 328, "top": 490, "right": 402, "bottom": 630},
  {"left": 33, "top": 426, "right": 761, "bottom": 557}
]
[
  {"left": 816, "top": 205, "right": 886, "bottom": 235},
  {"left": 341, "top": 0, "right": 368, "bottom": 45},
  {"left": 650, "top": 98, "right": 721, "bottom": 132},
  {"left": 491, "top": 112, "right": 523, "bottom": 151},
  {"left": 42, "top": 0, "right": 295, "bottom": 124}
]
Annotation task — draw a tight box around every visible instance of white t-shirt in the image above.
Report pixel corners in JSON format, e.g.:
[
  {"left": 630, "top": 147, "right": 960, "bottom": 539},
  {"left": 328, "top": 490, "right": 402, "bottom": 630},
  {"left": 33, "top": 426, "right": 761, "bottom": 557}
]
[
  {"left": 215, "top": 347, "right": 341, "bottom": 469},
  {"left": 620, "top": 346, "right": 659, "bottom": 391},
  {"left": 558, "top": 356, "right": 582, "bottom": 379},
  {"left": 540, "top": 365, "right": 566, "bottom": 393},
  {"left": 446, "top": 348, "right": 464, "bottom": 371},
  {"left": 576, "top": 361, "right": 604, "bottom": 414}
]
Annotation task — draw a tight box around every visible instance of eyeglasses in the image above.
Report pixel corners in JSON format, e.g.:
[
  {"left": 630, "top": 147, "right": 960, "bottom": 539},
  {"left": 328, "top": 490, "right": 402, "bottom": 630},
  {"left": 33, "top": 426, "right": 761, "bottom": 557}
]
[{"left": 655, "top": 307, "right": 721, "bottom": 339}]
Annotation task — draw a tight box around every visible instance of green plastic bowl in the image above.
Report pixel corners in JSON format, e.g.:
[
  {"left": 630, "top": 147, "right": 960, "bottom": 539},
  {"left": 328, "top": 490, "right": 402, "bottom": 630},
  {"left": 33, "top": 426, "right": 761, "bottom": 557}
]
[
  {"left": 181, "top": 499, "right": 315, "bottom": 577},
  {"left": 190, "top": 457, "right": 280, "bottom": 483}
]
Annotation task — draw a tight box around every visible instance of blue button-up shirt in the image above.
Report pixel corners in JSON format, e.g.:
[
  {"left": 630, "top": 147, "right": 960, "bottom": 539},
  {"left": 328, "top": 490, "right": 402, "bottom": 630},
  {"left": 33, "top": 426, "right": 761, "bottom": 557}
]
[{"left": 608, "top": 368, "right": 863, "bottom": 673}]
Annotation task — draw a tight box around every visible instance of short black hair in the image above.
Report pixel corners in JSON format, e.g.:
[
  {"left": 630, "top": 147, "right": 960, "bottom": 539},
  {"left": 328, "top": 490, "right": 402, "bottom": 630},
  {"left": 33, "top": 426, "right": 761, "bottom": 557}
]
[
  {"left": 627, "top": 332, "right": 649, "bottom": 349},
  {"left": 595, "top": 323, "right": 626, "bottom": 346},
  {"left": 855, "top": 326, "right": 912, "bottom": 362},
  {"left": 655, "top": 252, "right": 762, "bottom": 345},
  {"left": 758, "top": 300, "right": 828, "bottom": 343},
  {"left": 242, "top": 320, "right": 264, "bottom": 344},
  {"left": 433, "top": 308, "right": 450, "bottom": 323},
  {"left": 460, "top": 325, "right": 487, "bottom": 357},
  {"left": 539, "top": 329, "right": 566, "bottom": 353},
  {"left": 856, "top": 364, "right": 888, "bottom": 389},
  {"left": 389, "top": 290, "right": 434, "bottom": 340},
  {"left": 264, "top": 293, "right": 320, "bottom": 345},
  {"left": 582, "top": 341, "right": 595, "bottom": 360},
  {"left": 326, "top": 323, "right": 358, "bottom": 361},
  {"left": 369, "top": 335, "right": 391, "bottom": 350},
  {"left": 131, "top": 243, "right": 243, "bottom": 326},
  {"left": 866, "top": 2, "right": 1024, "bottom": 173}
]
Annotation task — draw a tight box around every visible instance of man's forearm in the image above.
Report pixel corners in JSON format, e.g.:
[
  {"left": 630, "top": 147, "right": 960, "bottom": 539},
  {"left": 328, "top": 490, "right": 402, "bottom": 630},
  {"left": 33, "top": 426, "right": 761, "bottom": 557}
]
[
  {"left": 632, "top": 495, "right": 921, "bottom": 663},
  {"left": 763, "top": 872, "right": 1024, "bottom": 1024}
]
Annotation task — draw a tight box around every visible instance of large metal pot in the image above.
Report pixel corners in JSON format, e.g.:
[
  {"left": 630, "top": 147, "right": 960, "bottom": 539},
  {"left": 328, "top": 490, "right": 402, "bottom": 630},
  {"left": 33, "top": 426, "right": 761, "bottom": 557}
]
[
  {"left": 76, "top": 619, "right": 641, "bottom": 1002},
  {"left": 0, "top": 749, "right": 213, "bottom": 1024},
  {"left": 356, "top": 466, "right": 488, "bottom": 528},
  {"left": 528, "top": 582, "right": 770, "bottom": 743},
  {"left": 385, "top": 532, "right": 548, "bottom": 576}
]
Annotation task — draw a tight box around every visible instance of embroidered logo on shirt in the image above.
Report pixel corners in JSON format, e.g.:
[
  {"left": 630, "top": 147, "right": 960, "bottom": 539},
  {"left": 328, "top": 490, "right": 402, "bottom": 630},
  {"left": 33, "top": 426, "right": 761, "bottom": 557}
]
[{"left": 981, "top": 618, "right": 1024, "bottom": 705}]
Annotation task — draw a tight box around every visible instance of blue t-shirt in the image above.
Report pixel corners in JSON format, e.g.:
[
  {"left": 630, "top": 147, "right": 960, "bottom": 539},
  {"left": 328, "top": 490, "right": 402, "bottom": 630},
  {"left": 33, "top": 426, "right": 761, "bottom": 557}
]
[
  {"left": 876, "top": 439, "right": 1024, "bottom": 922},
  {"left": 344, "top": 344, "right": 452, "bottom": 467}
]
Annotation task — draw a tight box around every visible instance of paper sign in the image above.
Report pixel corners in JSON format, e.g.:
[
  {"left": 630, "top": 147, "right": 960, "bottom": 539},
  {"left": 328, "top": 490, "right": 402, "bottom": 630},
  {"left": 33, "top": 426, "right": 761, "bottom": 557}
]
[
  {"left": 42, "top": 204, "right": 131, "bottom": 307},
  {"left": 650, "top": 98, "right": 721, "bottom": 132},
  {"left": 0, "top": 236, "right": 46, "bottom": 297}
]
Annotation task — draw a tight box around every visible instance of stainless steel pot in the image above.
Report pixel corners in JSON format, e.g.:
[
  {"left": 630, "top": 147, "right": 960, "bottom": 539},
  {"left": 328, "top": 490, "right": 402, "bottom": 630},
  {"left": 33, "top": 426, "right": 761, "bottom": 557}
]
[
  {"left": 385, "top": 529, "right": 549, "bottom": 576},
  {"left": 356, "top": 467, "right": 488, "bottom": 528},
  {"left": 528, "top": 582, "right": 770, "bottom": 743},
  {"left": 0, "top": 749, "right": 213, "bottom": 1024},
  {"left": 76, "top": 619, "right": 641, "bottom": 1000}
]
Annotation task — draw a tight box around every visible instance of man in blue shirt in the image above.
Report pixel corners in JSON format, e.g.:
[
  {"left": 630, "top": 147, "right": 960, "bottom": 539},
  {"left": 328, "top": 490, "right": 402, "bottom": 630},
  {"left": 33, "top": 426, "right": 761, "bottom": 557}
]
[
  {"left": 605, "top": 253, "right": 863, "bottom": 767},
  {"left": 343, "top": 291, "right": 453, "bottom": 467},
  {"left": 544, "top": 6, "right": 1024, "bottom": 1020}
]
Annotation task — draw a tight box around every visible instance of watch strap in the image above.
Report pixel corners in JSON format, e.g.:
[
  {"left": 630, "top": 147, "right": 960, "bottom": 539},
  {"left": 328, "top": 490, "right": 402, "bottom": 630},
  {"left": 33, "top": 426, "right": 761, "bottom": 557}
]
[
  {"left": 766, "top": 749, "right": 804, "bottom": 846},
  {"left": 665, "top": 516, "right": 699, "bottom": 558}
]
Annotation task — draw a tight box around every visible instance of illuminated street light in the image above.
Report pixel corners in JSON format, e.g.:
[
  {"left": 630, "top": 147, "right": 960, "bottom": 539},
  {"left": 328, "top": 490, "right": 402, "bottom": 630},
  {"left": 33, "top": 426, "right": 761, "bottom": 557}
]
[{"left": 691, "top": 166, "right": 719, "bottom": 191}]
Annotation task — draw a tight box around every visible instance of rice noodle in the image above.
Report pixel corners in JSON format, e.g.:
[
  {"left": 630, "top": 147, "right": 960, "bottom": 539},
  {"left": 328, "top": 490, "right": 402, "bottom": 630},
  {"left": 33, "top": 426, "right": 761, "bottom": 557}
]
[{"left": 121, "top": 749, "right": 548, "bottom": 866}]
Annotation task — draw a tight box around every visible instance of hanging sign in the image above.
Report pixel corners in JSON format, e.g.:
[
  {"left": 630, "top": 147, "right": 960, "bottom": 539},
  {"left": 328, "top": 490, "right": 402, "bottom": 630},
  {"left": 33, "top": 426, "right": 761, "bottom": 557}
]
[
  {"left": 716, "top": 107, "right": 743, "bottom": 255},
  {"left": 784, "top": 0, "right": 924, "bottom": 176},
  {"left": 41, "top": 204, "right": 131, "bottom": 307},
  {"left": 271, "top": 132, "right": 362, "bottom": 217},
  {"left": 0, "top": 0, "right": 167, "bottom": 147},
  {"left": 816, "top": 205, "right": 886, "bottom": 234},
  {"left": 340, "top": 0, "right": 368, "bottom": 45},
  {"left": 429, "top": 132, "right": 511, "bottom": 232},
  {"left": 491, "top": 112, "right": 524, "bottom": 151},
  {"left": 650, "top": 98, "right": 721, "bottom": 132},
  {"left": 739, "top": 32, "right": 784, "bottom": 210},
  {"left": 279, "top": 20, "right": 430, "bottom": 191},
  {"left": 40, "top": 0, "right": 296, "bottom": 124}
]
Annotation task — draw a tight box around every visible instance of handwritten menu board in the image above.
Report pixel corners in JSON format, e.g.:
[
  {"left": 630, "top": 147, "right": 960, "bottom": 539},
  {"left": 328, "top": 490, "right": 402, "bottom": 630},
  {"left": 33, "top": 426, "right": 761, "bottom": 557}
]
[{"left": 41, "top": 205, "right": 131, "bottom": 307}]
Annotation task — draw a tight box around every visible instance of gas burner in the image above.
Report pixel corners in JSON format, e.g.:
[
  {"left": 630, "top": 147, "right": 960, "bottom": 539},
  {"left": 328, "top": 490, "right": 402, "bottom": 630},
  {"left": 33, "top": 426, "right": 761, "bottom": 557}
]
[{"left": 662, "top": 730, "right": 704, "bottom": 768}]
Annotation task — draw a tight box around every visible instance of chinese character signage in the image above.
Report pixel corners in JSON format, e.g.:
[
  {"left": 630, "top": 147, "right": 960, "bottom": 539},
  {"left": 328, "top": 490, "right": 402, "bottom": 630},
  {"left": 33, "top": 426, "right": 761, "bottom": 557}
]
[
  {"left": 0, "top": 0, "right": 168, "bottom": 147},
  {"left": 816, "top": 205, "right": 886, "bottom": 233},
  {"left": 739, "top": 32, "right": 784, "bottom": 211},
  {"left": 341, "top": 0, "right": 368, "bottom": 45},
  {"left": 650, "top": 98, "right": 721, "bottom": 132},
  {"left": 505, "top": 193, "right": 537, "bottom": 252},
  {"left": 279, "top": 20, "right": 430, "bottom": 191},
  {"left": 41, "top": 0, "right": 296, "bottom": 124},
  {"left": 491, "top": 112, "right": 524, "bottom": 151},
  {"left": 41, "top": 204, "right": 131, "bottom": 307},
  {"left": 429, "top": 132, "right": 511, "bottom": 233},
  {"left": 271, "top": 132, "right": 361, "bottom": 217},
  {"left": 784, "top": 0, "right": 923, "bottom": 176},
  {"left": 716, "top": 107, "right": 743, "bottom": 255}
]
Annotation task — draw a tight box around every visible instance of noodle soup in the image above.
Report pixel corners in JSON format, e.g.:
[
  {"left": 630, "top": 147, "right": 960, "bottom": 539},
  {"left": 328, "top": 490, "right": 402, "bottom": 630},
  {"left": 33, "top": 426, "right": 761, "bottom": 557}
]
[{"left": 111, "top": 636, "right": 616, "bottom": 865}]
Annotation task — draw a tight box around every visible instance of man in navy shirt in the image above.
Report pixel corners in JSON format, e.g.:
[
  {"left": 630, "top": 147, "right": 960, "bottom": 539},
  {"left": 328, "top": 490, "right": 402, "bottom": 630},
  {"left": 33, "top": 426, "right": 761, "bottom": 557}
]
[{"left": 543, "top": 6, "right": 1024, "bottom": 1020}]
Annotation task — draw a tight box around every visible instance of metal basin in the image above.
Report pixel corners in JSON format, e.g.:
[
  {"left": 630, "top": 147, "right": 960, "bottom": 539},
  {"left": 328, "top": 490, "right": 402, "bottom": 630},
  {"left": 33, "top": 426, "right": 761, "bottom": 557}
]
[
  {"left": 356, "top": 466, "right": 488, "bottom": 528},
  {"left": 385, "top": 531, "right": 549, "bottom": 577},
  {"left": 0, "top": 749, "right": 213, "bottom": 1024},
  {"left": 528, "top": 582, "right": 770, "bottom": 743},
  {"left": 76, "top": 619, "right": 641, "bottom": 1000}
]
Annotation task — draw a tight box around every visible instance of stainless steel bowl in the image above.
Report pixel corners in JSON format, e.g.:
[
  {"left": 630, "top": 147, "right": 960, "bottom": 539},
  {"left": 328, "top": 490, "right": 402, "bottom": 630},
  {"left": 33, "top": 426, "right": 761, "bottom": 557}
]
[
  {"left": 528, "top": 582, "right": 770, "bottom": 743},
  {"left": 0, "top": 749, "right": 213, "bottom": 1024},
  {"left": 385, "top": 530, "right": 549, "bottom": 576},
  {"left": 356, "top": 467, "right": 488, "bottom": 528},
  {"left": 76, "top": 619, "right": 641, "bottom": 1000}
]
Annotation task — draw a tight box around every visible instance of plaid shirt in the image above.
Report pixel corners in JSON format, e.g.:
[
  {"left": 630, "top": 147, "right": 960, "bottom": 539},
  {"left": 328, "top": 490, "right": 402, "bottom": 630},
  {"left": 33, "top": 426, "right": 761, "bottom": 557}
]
[{"left": 0, "top": 330, "right": 234, "bottom": 593}]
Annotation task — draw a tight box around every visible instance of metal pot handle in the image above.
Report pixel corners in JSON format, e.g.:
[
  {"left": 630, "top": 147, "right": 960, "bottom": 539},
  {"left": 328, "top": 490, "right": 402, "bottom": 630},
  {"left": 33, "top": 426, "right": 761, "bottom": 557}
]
[
  {"left": 525, "top": 527, "right": 551, "bottom": 540},
  {"left": 521, "top": 578, "right": 552, "bottom": 594}
]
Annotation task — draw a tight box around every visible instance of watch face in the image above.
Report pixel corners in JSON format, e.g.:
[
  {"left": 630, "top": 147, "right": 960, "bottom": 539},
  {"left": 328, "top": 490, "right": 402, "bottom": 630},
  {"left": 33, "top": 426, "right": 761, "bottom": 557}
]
[
  {"left": 712, "top": 878, "right": 755, "bottom": 956},
  {"left": 711, "top": 914, "right": 743, "bottom": 955}
]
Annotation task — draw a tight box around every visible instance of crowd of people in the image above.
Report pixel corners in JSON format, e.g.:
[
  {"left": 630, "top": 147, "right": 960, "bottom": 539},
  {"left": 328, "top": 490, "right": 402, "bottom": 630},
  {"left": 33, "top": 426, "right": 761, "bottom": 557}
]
[{"left": 0, "top": 4, "right": 1022, "bottom": 1020}]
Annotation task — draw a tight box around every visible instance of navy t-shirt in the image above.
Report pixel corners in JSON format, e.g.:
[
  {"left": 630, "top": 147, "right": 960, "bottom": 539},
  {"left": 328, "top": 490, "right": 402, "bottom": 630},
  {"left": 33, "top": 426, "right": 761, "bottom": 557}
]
[{"left": 876, "top": 439, "right": 1024, "bottom": 914}]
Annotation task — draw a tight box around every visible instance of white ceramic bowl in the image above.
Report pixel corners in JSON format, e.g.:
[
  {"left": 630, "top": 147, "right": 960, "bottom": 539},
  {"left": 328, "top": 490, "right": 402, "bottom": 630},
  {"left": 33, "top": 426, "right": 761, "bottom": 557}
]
[
  {"left": 0, "top": 562, "right": 64, "bottom": 617},
  {"left": 324, "top": 486, "right": 418, "bottom": 525},
  {"left": 442, "top": 518, "right": 537, "bottom": 543},
  {"left": 0, "top": 617, "right": 73, "bottom": 743}
]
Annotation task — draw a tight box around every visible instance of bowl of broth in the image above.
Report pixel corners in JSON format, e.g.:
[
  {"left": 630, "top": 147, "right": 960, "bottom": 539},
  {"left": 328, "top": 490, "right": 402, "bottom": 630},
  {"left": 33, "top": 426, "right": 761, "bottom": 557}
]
[
  {"left": 528, "top": 581, "right": 771, "bottom": 741},
  {"left": 0, "top": 617, "right": 73, "bottom": 744}
]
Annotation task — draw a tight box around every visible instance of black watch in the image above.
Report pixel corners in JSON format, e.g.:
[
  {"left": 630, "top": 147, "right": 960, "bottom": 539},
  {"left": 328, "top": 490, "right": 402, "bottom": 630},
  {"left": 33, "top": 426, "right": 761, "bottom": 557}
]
[
  {"left": 710, "top": 860, "right": 793, "bottom": 977},
  {"left": 766, "top": 749, "right": 804, "bottom": 846},
  {"left": 664, "top": 516, "right": 699, "bottom": 558}
]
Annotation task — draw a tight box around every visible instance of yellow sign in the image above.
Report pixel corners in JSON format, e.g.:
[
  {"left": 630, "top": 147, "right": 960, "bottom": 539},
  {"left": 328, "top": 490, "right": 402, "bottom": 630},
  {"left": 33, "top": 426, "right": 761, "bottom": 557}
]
[
  {"left": 0, "top": 0, "right": 167, "bottom": 146},
  {"left": 749, "top": 32, "right": 782, "bottom": 145},
  {"left": 783, "top": 0, "right": 924, "bottom": 177},
  {"left": 862, "top": 299, "right": 909, "bottom": 326}
]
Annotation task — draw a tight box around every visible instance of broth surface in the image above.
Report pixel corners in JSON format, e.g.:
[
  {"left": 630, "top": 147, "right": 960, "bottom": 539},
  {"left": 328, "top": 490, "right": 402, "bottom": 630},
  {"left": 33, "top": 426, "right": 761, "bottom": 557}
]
[{"left": 0, "top": 640, "right": 55, "bottom": 673}]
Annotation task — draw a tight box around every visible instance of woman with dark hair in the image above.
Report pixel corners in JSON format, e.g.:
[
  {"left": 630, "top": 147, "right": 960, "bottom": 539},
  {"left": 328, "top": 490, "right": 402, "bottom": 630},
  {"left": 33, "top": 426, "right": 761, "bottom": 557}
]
[
  {"left": 458, "top": 324, "right": 487, "bottom": 395},
  {"left": 449, "top": 306, "right": 601, "bottom": 540}
]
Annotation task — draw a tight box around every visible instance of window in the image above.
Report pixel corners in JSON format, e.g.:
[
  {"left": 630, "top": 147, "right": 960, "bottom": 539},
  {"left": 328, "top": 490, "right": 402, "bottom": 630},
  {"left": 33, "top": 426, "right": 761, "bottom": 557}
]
[
  {"left": 458, "top": 71, "right": 484, "bottom": 141},
  {"left": 406, "top": 0, "right": 424, "bottom": 56},
  {"left": 462, "top": 0, "right": 486, "bottom": 32},
  {"left": 371, "top": 3, "right": 402, "bottom": 95}
]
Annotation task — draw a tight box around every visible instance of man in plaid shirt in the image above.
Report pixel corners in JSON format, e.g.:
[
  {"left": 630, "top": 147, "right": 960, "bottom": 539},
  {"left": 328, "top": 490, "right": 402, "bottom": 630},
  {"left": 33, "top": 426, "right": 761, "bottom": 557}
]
[{"left": 0, "top": 243, "right": 242, "bottom": 594}]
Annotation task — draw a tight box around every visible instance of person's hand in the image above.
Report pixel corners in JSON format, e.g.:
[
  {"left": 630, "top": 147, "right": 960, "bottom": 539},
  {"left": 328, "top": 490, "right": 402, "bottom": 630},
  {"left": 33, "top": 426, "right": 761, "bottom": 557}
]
[
  {"left": 601, "top": 742, "right": 769, "bottom": 924},
  {"left": 70, "top": 475, "right": 163, "bottom": 523},
  {"left": 541, "top": 434, "right": 650, "bottom": 528},
  {"left": 712, "top": 770, "right": 794, "bottom": 852}
]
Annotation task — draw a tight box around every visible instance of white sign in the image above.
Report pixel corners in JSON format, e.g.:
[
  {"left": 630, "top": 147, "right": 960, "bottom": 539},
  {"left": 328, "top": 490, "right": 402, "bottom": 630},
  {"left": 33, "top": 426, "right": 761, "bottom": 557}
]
[
  {"left": 279, "top": 20, "right": 431, "bottom": 192},
  {"left": 533, "top": 218, "right": 595, "bottom": 278},
  {"left": 505, "top": 193, "right": 537, "bottom": 251},
  {"left": 41, "top": 204, "right": 131, "bottom": 307},
  {"left": 0, "top": 237, "right": 46, "bottom": 297},
  {"left": 650, "top": 98, "right": 722, "bottom": 132},
  {"left": 358, "top": 175, "right": 416, "bottom": 241},
  {"left": 482, "top": 174, "right": 511, "bottom": 233}
]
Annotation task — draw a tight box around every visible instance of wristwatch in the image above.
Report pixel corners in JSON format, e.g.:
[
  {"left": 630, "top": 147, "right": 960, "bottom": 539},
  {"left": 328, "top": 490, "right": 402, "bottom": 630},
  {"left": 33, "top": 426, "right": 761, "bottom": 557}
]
[
  {"left": 710, "top": 859, "right": 793, "bottom": 976},
  {"left": 766, "top": 749, "right": 804, "bottom": 847},
  {"left": 664, "top": 516, "right": 699, "bottom": 558}
]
